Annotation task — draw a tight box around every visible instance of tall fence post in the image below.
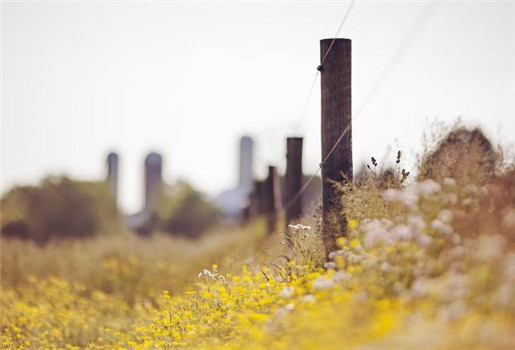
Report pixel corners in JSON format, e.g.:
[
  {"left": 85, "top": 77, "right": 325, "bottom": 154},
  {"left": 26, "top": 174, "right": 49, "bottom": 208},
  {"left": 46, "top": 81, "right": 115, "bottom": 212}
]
[
  {"left": 320, "top": 38, "right": 353, "bottom": 255},
  {"left": 285, "top": 137, "right": 303, "bottom": 241},
  {"left": 263, "top": 166, "right": 279, "bottom": 234}
]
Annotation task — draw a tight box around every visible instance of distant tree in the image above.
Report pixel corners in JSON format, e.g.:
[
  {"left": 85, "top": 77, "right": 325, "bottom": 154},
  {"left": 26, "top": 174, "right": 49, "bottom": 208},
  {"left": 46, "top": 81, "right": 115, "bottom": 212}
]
[
  {"left": 157, "top": 181, "right": 221, "bottom": 238},
  {"left": 1, "top": 176, "right": 121, "bottom": 243}
]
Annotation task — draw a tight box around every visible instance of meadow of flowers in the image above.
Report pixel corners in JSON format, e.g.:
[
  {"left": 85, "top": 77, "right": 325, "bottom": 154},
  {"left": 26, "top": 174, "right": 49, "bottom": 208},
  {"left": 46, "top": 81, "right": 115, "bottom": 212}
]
[{"left": 1, "top": 136, "right": 514, "bottom": 349}]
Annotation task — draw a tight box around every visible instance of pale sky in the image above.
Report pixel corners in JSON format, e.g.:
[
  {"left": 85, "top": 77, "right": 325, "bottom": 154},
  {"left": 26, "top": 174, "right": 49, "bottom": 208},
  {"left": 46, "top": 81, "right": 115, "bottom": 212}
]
[{"left": 2, "top": 0, "right": 514, "bottom": 213}]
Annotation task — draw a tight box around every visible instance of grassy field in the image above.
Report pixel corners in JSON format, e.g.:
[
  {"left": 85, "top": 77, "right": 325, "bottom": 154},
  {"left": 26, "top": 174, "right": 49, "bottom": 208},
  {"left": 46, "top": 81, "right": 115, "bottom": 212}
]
[{"left": 1, "top": 129, "right": 514, "bottom": 349}]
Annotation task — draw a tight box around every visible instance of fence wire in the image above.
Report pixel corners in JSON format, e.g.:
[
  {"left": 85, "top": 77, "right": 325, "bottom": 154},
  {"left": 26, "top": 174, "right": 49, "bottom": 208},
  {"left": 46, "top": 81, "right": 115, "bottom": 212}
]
[{"left": 258, "top": 0, "right": 436, "bottom": 224}]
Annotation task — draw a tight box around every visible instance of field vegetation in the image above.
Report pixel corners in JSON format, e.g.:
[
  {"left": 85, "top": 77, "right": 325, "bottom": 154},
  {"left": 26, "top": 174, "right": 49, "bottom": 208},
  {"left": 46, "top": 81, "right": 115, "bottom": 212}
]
[{"left": 1, "top": 126, "right": 514, "bottom": 349}]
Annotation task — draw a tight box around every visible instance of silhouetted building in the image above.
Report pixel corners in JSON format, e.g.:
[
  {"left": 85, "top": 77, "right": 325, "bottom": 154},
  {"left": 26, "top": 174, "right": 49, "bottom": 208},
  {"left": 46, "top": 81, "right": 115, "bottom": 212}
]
[
  {"left": 215, "top": 136, "right": 254, "bottom": 223},
  {"left": 144, "top": 152, "right": 163, "bottom": 211},
  {"left": 125, "top": 152, "right": 164, "bottom": 234},
  {"left": 106, "top": 152, "right": 119, "bottom": 205}
]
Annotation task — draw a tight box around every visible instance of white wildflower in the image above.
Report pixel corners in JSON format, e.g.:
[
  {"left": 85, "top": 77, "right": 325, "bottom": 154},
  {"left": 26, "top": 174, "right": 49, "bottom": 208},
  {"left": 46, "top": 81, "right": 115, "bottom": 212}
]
[
  {"left": 417, "top": 179, "right": 442, "bottom": 196},
  {"left": 332, "top": 270, "right": 352, "bottom": 282},
  {"left": 285, "top": 303, "right": 295, "bottom": 311},
  {"left": 301, "top": 294, "right": 316, "bottom": 303},
  {"left": 312, "top": 276, "right": 335, "bottom": 291},
  {"left": 400, "top": 188, "right": 420, "bottom": 208},
  {"left": 199, "top": 269, "right": 215, "bottom": 280},
  {"left": 380, "top": 219, "right": 395, "bottom": 229},
  {"left": 279, "top": 286, "right": 295, "bottom": 299},
  {"left": 437, "top": 209, "right": 453, "bottom": 223},
  {"left": 431, "top": 219, "right": 454, "bottom": 235},
  {"left": 324, "top": 262, "right": 337, "bottom": 270},
  {"left": 384, "top": 188, "right": 419, "bottom": 208},
  {"left": 444, "top": 193, "right": 459, "bottom": 205},
  {"left": 384, "top": 189, "right": 402, "bottom": 202},
  {"left": 408, "top": 214, "right": 426, "bottom": 231},
  {"left": 364, "top": 227, "right": 388, "bottom": 248},
  {"left": 288, "top": 224, "right": 312, "bottom": 232},
  {"left": 328, "top": 250, "right": 343, "bottom": 260},
  {"left": 416, "top": 234, "right": 433, "bottom": 247},
  {"left": 360, "top": 219, "right": 384, "bottom": 232},
  {"left": 390, "top": 224, "right": 413, "bottom": 241}
]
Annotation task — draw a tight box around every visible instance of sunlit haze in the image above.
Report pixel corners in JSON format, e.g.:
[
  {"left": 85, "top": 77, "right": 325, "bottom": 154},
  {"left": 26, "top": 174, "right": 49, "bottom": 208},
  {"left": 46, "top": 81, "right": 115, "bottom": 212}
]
[{"left": 2, "top": 0, "right": 514, "bottom": 213}]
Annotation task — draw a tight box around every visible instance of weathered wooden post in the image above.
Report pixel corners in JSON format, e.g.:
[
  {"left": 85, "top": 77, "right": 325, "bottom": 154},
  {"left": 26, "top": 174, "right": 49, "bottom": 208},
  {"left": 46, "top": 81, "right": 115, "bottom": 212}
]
[
  {"left": 320, "top": 38, "right": 353, "bottom": 255},
  {"left": 285, "top": 137, "right": 303, "bottom": 239},
  {"left": 249, "top": 179, "right": 262, "bottom": 218},
  {"left": 106, "top": 152, "right": 119, "bottom": 205},
  {"left": 263, "top": 166, "right": 280, "bottom": 234}
]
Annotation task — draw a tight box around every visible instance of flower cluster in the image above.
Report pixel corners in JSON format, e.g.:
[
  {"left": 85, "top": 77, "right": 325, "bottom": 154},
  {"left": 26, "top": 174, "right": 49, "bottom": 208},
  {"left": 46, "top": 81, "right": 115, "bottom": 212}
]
[{"left": 2, "top": 176, "right": 514, "bottom": 349}]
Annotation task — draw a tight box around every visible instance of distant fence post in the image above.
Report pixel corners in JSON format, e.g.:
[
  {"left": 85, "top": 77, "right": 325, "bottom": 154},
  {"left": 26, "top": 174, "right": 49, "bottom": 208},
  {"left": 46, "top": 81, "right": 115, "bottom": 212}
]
[
  {"left": 263, "top": 166, "right": 279, "bottom": 234},
  {"left": 285, "top": 137, "right": 303, "bottom": 239},
  {"left": 320, "top": 38, "right": 353, "bottom": 255},
  {"left": 249, "top": 179, "right": 263, "bottom": 218}
]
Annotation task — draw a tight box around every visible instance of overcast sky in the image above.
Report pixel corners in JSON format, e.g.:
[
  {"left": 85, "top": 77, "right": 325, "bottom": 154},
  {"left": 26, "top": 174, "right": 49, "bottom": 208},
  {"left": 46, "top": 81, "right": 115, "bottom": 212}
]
[{"left": 2, "top": 0, "right": 514, "bottom": 213}]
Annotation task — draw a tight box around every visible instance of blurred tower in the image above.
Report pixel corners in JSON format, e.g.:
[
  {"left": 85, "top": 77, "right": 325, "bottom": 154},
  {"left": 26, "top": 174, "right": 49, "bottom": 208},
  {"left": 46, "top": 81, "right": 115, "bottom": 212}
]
[
  {"left": 106, "top": 152, "right": 119, "bottom": 205},
  {"left": 238, "top": 136, "right": 254, "bottom": 192},
  {"left": 144, "top": 152, "right": 163, "bottom": 211}
]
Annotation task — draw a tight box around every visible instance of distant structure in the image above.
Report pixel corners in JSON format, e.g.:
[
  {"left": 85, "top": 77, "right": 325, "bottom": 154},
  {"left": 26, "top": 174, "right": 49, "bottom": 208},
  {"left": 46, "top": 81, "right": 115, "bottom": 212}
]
[
  {"left": 238, "top": 136, "right": 254, "bottom": 193},
  {"left": 125, "top": 152, "right": 164, "bottom": 234},
  {"left": 106, "top": 152, "right": 119, "bottom": 205},
  {"left": 144, "top": 152, "right": 163, "bottom": 211},
  {"left": 215, "top": 136, "right": 254, "bottom": 223}
]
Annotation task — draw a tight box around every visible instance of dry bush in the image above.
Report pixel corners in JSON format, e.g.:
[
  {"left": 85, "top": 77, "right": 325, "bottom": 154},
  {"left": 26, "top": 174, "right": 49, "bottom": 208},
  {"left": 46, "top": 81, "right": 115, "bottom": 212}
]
[
  {"left": 452, "top": 169, "right": 515, "bottom": 245},
  {"left": 419, "top": 127, "right": 499, "bottom": 184}
]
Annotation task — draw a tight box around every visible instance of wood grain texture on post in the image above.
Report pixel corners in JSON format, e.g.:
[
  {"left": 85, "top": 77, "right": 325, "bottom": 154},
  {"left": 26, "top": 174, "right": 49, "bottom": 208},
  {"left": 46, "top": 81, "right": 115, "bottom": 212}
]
[
  {"left": 320, "top": 38, "right": 353, "bottom": 255},
  {"left": 263, "top": 166, "right": 278, "bottom": 235},
  {"left": 285, "top": 137, "right": 303, "bottom": 239}
]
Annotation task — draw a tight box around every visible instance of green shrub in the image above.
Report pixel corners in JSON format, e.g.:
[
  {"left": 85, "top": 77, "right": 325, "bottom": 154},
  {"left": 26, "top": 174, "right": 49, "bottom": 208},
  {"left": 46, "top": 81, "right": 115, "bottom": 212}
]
[
  {"left": 1, "top": 176, "right": 121, "bottom": 243},
  {"left": 157, "top": 181, "right": 221, "bottom": 238}
]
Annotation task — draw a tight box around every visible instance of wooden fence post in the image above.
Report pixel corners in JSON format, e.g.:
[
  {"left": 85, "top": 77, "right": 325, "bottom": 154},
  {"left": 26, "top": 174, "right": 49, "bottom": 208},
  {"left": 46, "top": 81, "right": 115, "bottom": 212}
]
[
  {"left": 263, "top": 166, "right": 280, "bottom": 234},
  {"left": 320, "top": 38, "right": 353, "bottom": 255},
  {"left": 285, "top": 137, "right": 303, "bottom": 240},
  {"left": 249, "top": 179, "right": 262, "bottom": 218}
]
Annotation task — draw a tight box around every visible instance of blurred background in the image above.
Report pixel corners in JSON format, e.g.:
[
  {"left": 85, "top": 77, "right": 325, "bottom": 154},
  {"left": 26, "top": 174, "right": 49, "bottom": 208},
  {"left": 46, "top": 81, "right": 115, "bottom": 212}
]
[{"left": 2, "top": 0, "right": 514, "bottom": 225}]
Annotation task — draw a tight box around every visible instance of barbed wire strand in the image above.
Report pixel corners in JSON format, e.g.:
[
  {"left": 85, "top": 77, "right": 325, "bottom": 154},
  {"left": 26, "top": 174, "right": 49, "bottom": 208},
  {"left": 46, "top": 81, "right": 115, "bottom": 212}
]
[
  {"left": 292, "top": 71, "right": 319, "bottom": 134},
  {"left": 292, "top": 0, "right": 356, "bottom": 135},
  {"left": 274, "top": 1, "right": 436, "bottom": 219},
  {"left": 320, "top": 0, "right": 357, "bottom": 65}
]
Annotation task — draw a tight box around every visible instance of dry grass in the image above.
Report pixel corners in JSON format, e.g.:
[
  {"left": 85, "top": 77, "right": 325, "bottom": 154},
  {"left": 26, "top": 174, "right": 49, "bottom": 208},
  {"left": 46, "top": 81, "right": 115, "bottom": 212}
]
[{"left": 0, "top": 221, "right": 278, "bottom": 304}]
